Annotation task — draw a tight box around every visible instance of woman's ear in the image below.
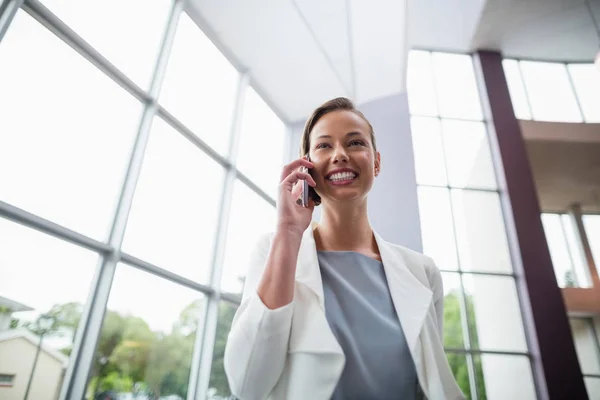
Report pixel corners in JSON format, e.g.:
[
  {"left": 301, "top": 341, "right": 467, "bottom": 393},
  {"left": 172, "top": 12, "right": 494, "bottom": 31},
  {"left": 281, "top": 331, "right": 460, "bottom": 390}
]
[{"left": 374, "top": 151, "right": 381, "bottom": 177}]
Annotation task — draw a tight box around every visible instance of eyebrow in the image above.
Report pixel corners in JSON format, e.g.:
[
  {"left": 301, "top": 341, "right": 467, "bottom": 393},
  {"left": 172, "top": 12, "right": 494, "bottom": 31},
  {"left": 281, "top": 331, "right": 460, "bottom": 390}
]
[{"left": 315, "top": 131, "right": 364, "bottom": 140}]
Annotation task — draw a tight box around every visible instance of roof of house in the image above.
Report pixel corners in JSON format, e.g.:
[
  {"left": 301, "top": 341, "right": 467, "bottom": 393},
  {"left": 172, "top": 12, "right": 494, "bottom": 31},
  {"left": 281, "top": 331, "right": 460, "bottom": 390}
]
[
  {"left": 0, "top": 329, "right": 69, "bottom": 366},
  {"left": 0, "top": 295, "right": 34, "bottom": 312}
]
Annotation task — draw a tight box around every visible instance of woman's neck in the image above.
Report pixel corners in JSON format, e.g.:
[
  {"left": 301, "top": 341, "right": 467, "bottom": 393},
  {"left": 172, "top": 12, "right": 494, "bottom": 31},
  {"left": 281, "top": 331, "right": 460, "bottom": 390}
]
[{"left": 314, "top": 200, "right": 377, "bottom": 254}]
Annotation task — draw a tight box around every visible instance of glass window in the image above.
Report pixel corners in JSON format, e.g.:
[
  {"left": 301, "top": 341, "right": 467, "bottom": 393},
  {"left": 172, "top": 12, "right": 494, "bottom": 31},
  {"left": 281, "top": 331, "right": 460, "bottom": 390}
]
[
  {"left": 410, "top": 117, "right": 447, "bottom": 186},
  {"left": 568, "top": 64, "right": 600, "bottom": 122},
  {"left": 431, "top": 53, "right": 483, "bottom": 120},
  {"left": 441, "top": 272, "right": 465, "bottom": 348},
  {"left": 236, "top": 87, "right": 285, "bottom": 199},
  {"left": 160, "top": 13, "right": 239, "bottom": 156},
  {"left": 585, "top": 377, "right": 600, "bottom": 400},
  {"left": 583, "top": 215, "right": 600, "bottom": 271},
  {"left": 561, "top": 214, "right": 591, "bottom": 288},
  {"left": 442, "top": 120, "right": 497, "bottom": 190},
  {"left": 0, "top": 11, "right": 142, "bottom": 240},
  {"left": 570, "top": 318, "right": 600, "bottom": 375},
  {"left": 475, "top": 354, "right": 536, "bottom": 400},
  {"left": 407, "top": 50, "right": 438, "bottom": 117},
  {"left": 463, "top": 275, "right": 528, "bottom": 352},
  {"left": 519, "top": 61, "right": 582, "bottom": 122},
  {"left": 451, "top": 190, "right": 512, "bottom": 273},
  {"left": 0, "top": 217, "right": 98, "bottom": 399},
  {"left": 542, "top": 214, "right": 575, "bottom": 287},
  {"left": 220, "top": 180, "right": 276, "bottom": 294},
  {"left": 122, "top": 117, "right": 225, "bottom": 283},
  {"left": 417, "top": 187, "right": 459, "bottom": 270},
  {"left": 444, "top": 352, "right": 472, "bottom": 399},
  {"left": 502, "top": 59, "right": 532, "bottom": 120},
  {"left": 208, "top": 301, "right": 238, "bottom": 398},
  {"left": 86, "top": 263, "right": 204, "bottom": 400},
  {"left": 40, "top": 0, "right": 171, "bottom": 89}
]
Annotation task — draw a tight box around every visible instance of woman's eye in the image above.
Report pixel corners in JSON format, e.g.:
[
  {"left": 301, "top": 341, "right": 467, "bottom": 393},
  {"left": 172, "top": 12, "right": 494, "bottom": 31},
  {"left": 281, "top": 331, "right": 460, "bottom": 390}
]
[
  {"left": 349, "top": 140, "right": 365, "bottom": 146},
  {"left": 316, "top": 143, "right": 330, "bottom": 149}
]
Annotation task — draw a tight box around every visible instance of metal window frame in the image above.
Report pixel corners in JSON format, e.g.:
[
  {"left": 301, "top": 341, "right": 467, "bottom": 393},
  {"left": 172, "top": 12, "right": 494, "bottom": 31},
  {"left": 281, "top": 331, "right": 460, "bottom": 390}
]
[
  {"left": 510, "top": 58, "right": 592, "bottom": 124},
  {"left": 0, "top": 0, "right": 283, "bottom": 399},
  {"left": 411, "top": 49, "right": 542, "bottom": 399}
]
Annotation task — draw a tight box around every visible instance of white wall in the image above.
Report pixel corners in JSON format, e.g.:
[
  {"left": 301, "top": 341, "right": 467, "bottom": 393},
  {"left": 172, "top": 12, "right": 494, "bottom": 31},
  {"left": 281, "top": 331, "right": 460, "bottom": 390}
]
[{"left": 288, "top": 93, "right": 422, "bottom": 251}]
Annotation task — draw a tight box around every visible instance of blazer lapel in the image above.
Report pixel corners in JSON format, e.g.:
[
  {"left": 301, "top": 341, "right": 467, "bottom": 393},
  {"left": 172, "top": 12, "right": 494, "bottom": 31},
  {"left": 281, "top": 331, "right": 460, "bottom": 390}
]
[
  {"left": 294, "top": 224, "right": 433, "bottom": 353},
  {"left": 295, "top": 222, "right": 326, "bottom": 310},
  {"left": 374, "top": 232, "right": 433, "bottom": 352}
]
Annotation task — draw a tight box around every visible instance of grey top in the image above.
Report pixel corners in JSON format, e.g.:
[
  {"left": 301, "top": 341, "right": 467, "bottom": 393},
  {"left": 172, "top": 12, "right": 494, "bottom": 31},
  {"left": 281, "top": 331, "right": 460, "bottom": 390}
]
[{"left": 318, "top": 251, "right": 419, "bottom": 400}]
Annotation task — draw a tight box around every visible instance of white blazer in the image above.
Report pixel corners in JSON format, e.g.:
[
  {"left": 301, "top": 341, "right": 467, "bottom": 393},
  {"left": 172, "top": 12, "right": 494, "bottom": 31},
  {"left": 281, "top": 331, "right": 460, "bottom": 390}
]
[{"left": 224, "top": 224, "right": 466, "bottom": 400}]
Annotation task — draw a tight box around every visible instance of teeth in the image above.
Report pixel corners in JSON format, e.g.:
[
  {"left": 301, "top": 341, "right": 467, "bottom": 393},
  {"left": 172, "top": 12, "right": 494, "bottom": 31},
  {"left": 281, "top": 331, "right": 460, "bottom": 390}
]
[{"left": 329, "top": 172, "right": 356, "bottom": 181}]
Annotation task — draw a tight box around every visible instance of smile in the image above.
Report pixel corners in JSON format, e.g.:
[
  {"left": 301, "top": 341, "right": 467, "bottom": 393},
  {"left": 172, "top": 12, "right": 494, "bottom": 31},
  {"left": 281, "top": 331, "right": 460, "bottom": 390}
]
[{"left": 327, "top": 171, "right": 357, "bottom": 185}]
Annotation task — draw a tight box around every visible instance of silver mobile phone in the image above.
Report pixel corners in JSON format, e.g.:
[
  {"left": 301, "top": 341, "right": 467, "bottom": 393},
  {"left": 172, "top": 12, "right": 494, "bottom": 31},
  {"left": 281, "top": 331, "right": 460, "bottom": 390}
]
[{"left": 301, "top": 156, "right": 311, "bottom": 208}]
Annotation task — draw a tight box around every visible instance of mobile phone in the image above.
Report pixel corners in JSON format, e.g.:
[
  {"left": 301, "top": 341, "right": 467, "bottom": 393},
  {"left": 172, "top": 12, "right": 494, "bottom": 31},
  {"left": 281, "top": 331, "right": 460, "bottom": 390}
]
[{"left": 301, "top": 156, "right": 311, "bottom": 208}]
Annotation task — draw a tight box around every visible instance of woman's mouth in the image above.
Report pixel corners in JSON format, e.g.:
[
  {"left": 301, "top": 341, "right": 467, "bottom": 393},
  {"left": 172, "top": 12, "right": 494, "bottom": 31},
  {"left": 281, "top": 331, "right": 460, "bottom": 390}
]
[{"left": 326, "top": 171, "right": 357, "bottom": 186}]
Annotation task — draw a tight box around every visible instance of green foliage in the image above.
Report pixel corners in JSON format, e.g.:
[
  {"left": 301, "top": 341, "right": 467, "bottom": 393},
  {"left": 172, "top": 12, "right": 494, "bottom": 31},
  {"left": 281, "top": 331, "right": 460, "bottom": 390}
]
[
  {"left": 19, "top": 290, "right": 489, "bottom": 399},
  {"left": 443, "top": 290, "right": 487, "bottom": 400},
  {"left": 208, "top": 302, "right": 238, "bottom": 396}
]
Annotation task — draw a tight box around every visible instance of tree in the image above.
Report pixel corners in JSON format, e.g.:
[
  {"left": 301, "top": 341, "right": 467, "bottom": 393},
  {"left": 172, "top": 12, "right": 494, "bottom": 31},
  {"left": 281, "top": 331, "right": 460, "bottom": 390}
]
[
  {"left": 208, "top": 302, "right": 238, "bottom": 396},
  {"left": 443, "top": 290, "right": 487, "bottom": 400}
]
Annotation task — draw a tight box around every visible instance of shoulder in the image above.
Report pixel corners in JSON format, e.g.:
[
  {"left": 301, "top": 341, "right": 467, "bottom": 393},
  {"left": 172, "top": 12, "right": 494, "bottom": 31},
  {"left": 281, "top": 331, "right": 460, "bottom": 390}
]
[
  {"left": 383, "top": 241, "right": 442, "bottom": 294},
  {"left": 385, "top": 241, "right": 437, "bottom": 273}
]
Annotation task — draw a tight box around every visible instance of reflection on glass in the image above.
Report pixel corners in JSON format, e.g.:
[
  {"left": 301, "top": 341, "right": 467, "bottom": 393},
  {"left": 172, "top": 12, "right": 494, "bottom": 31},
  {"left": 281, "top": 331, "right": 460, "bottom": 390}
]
[
  {"left": 122, "top": 117, "right": 225, "bottom": 283},
  {"left": 444, "top": 352, "right": 472, "bottom": 399},
  {"left": 561, "top": 214, "right": 590, "bottom": 288},
  {"left": 407, "top": 51, "right": 438, "bottom": 116},
  {"left": 431, "top": 53, "right": 483, "bottom": 120},
  {"left": 208, "top": 302, "right": 238, "bottom": 398},
  {"left": 410, "top": 117, "right": 447, "bottom": 186},
  {"left": 236, "top": 87, "right": 285, "bottom": 199},
  {"left": 585, "top": 377, "right": 600, "bottom": 400},
  {"left": 463, "top": 275, "right": 527, "bottom": 352},
  {"left": 0, "top": 217, "right": 97, "bottom": 399},
  {"left": 0, "top": 11, "right": 142, "bottom": 240},
  {"left": 520, "top": 61, "right": 582, "bottom": 122},
  {"left": 501, "top": 59, "right": 531, "bottom": 120},
  {"left": 220, "top": 180, "right": 276, "bottom": 294},
  {"left": 160, "top": 13, "right": 239, "bottom": 156},
  {"left": 541, "top": 214, "right": 576, "bottom": 287},
  {"left": 570, "top": 318, "right": 600, "bottom": 375},
  {"left": 474, "top": 354, "right": 536, "bottom": 400},
  {"left": 442, "top": 120, "right": 497, "bottom": 190},
  {"left": 568, "top": 64, "right": 600, "bottom": 123},
  {"left": 440, "top": 272, "right": 464, "bottom": 348},
  {"left": 417, "top": 187, "right": 459, "bottom": 270},
  {"left": 40, "top": 0, "right": 171, "bottom": 89},
  {"left": 451, "top": 189, "right": 512, "bottom": 273},
  {"left": 583, "top": 215, "right": 600, "bottom": 275},
  {"left": 86, "top": 264, "right": 204, "bottom": 399}
]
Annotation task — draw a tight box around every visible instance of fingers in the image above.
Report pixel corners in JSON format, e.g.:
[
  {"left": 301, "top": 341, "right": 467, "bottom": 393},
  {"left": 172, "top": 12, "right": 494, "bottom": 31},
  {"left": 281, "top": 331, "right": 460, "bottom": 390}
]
[
  {"left": 280, "top": 158, "right": 314, "bottom": 182},
  {"left": 282, "top": 171, "right": 316, "bottom": 188}
]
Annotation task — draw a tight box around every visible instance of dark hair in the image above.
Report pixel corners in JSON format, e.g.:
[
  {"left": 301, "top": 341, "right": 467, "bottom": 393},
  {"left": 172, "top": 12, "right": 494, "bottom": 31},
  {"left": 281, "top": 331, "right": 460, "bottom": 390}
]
[{"left": 299, "top": 97, "right": 377, "bottom": 206}]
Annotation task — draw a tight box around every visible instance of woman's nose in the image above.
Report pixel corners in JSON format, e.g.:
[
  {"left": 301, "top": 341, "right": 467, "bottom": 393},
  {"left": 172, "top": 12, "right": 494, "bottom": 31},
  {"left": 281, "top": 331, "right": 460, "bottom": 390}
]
[{"left": 333, "top": 148, "right": 348, "bottom": 163}]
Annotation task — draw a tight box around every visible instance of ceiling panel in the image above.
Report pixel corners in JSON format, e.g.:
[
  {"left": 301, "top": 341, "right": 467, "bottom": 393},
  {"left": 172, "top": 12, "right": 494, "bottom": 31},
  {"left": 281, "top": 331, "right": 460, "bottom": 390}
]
[{"left": 473, "top": 0, "right": 600, "bottom": 62}]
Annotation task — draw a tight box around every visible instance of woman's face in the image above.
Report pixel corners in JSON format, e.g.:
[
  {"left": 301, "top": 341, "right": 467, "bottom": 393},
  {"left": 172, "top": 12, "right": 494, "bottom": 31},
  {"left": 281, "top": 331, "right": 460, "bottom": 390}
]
[{"left": 308, "top": 110, "right": 380, "bottom": 206}]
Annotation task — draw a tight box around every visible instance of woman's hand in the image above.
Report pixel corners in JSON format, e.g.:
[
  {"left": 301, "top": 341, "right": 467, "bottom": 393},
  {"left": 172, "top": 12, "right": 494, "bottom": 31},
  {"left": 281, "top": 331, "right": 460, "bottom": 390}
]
[{"left": 277, "top": 157, "right": 316, "bottom": 236}]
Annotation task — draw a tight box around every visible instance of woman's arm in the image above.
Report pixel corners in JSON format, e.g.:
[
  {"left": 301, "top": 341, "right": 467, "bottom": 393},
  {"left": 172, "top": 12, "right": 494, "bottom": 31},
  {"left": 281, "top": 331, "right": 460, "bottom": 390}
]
[
  {"left": 256, "top": 229, "right": 303, "bottom": 309},
  {"left": 224, "top": 232, "right": 298, "bottom": 400},
  {"left": 225, "top": 158, "right": 315, "bottom": 400}
]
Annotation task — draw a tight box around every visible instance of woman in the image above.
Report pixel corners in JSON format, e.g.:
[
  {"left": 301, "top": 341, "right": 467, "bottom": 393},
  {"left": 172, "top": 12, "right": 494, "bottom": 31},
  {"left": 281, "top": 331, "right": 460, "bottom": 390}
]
[{"left": 224, "top": 98, "right": 465, "bottom": 400}]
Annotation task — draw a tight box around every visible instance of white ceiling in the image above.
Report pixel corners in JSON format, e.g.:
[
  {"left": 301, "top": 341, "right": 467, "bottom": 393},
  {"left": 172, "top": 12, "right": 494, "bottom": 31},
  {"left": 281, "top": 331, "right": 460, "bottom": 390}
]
[
  {"left": 187, "top": 0, "right": 408, "bottom": 123},
  {"left": 187, "top": 0, "right": 600, "bottom": 123},
  {"left": 472, "top": 0, "right": 600, "bottom": 62}
]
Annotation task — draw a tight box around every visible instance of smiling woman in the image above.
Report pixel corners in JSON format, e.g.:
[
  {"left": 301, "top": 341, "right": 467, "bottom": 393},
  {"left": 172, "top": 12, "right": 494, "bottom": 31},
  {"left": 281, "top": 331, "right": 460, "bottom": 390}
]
[{"left": 223, "top": 97, "right": 466, "bottom": 400}]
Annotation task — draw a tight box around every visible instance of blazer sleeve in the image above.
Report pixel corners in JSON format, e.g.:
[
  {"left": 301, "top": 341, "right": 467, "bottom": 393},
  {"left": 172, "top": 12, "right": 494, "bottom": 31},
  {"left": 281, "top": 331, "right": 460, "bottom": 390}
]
[
  {"left": 425, "top": 256, "right": 444, "bottom": 339},
  {"left": 224, "top": 232, "right": 294, "bottom": 400}
]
